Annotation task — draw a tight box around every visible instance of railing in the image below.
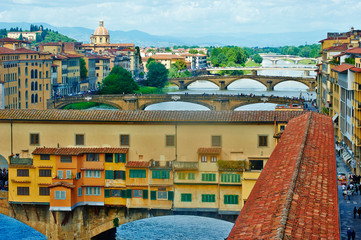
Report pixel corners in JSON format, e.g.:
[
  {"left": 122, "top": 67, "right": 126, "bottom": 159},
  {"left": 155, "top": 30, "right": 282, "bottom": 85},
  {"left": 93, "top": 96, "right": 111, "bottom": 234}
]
[
  {"left": 353, "top": 82, "right": 361, "bottom": 91},
  {"left": 354, "top": 100, "right": 361, "bottom": 110},
  {"left": 10, "top": 157, "right": 33, "bottom": 165},
  {"left": 173, "top": 161, "right": 198, "bottom": 170}
]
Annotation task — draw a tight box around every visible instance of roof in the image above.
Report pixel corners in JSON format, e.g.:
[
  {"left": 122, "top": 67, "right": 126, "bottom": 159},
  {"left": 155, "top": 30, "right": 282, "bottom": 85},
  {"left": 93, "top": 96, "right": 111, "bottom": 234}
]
[
  {"left": 145, "top": 54, "right": 185, "bottom": 60},
  {"left": 41, "top": 42, "right": 61, "bottom": 46},
  {"left": 345, "top": 47, "right": 361, "bottom": 54},
  {"left": 49, "top": 181, "right": 76, "bottom": 189},
  {"left": 198, "top": 148, "right": 222, "bottom": 154},
  {"left": 33, "top": 147, "right": 128, "bottom": 155},
  {"left": 322, "top": 43, "right": 348, "bottom": 52},
  {"left": 331, "top": 63, "right": 354, "bottom": 73},
  {"left": 0, "top": 37, "right": 28, "bottom": 43},
  {"left": 125, "top": 161, "right": 149, "bottom": 168},
  {"left": 82, "top": 43, "right": 134, "bottom": 47},
  {"left": 0, "top": 47, "right": 16, "bottom": 55},
  {"left": 228, "top": 112, "right": 339, "bottom": 239},
  {"left": 350, "top": 67, "right": 361, "bottom": 73},
  {"left": 14, "top": 48, "right": 41, "bottom": 54},
  {"left": 319, "top": 36, "right": 348, "bottom": 43},
  {"left": 0, "top": 110, "right": 305, "bottom": 123}
]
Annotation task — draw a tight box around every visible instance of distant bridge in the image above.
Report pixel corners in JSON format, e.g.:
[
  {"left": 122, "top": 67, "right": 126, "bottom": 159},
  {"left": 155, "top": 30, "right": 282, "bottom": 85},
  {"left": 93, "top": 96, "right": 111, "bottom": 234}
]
[
  {"left": 259, "top": 54, "right": 318, "bottom": 65},
  {"left": 168, "top": 75, "right": 316, "bottom": 91},
  {"left": 48, "top": 94, "right": 303, "bottom": 111},
  {"left": 206, "top": 66, "right": 317, "bottom": 76}
]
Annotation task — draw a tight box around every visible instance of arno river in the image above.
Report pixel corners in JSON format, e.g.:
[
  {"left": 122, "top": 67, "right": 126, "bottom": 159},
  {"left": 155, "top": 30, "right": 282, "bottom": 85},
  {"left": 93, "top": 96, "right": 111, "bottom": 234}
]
[{"left": 0, "top": 59, "right": 317, "bottom": 240}]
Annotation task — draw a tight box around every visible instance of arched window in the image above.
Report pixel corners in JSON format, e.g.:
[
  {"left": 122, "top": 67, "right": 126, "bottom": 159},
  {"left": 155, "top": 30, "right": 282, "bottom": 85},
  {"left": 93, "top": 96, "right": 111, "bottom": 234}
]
[
  {"left": 25, "top": 67, "right": 28, "bottom": 76},
  {"left": 25, "top": 91, "right": 28, "bottom": 100},
  {"left": 18, "top": 91, "right": 21, "bottom": 100},
  {"left": 31, "top": 82, "right": 34, "bottom": 91},
  {"left": 31, "top": 94, "right": 34, "bottom": 103},
  {"left": 31, "top": 69, "right": 34, "bottom": 79},
  {"left": 35, "top": 94, "right": 38, "bottom": 103},
  {"left": 25, "top": 78, "right": 28, "bottom": 88},
  {"left": 18, "top": 79, "right": 21, "bottom": 88},
  {"left": 35, "top": 81, "right": 38, "bottom": 91},
  {"left": 35, "top": 69, "right": 38, "bottom": 79}
]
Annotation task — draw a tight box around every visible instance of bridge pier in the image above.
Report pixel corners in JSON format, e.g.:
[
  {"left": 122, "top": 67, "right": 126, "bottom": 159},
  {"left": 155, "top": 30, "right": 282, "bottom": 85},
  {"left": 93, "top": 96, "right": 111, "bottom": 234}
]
[
  {"left": 271, "top": 60, "right": 278, "bottom": 65},
  {"left": 178, "top": 80, "right": 187, "bottom": 90},
  {"left": 123, "top": 96, "right": 139, "bottom": 110},
  {"left": 266, "top": 81, "right": 274, "bottom": 91},
  {"left": 219, "top": 81, "right": 226, "bottom": 90},
  {"left": 303, "top": 70, "right": 310, "bottom": 77},
  {"left": 250, "top": 70, "right": 258, "bottom": 76},
  {"left": 213, "top": 98, "right": 230, "bottom": 110}
]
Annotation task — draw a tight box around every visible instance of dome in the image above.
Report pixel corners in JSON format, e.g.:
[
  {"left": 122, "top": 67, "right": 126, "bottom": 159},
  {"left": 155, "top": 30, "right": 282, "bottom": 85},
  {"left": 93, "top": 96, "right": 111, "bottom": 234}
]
[{"left": 94, "top": 20, "right": 109, "bottom": 36}]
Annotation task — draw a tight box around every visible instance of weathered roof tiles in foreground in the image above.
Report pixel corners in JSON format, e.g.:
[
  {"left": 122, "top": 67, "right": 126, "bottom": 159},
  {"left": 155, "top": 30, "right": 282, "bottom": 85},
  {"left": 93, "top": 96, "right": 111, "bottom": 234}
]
[
  {"left": 0, "top": 110, "right": 304, "bottom": 123},
  {"left": 228, "top": 112, "right": 339, "bottom": 239}
]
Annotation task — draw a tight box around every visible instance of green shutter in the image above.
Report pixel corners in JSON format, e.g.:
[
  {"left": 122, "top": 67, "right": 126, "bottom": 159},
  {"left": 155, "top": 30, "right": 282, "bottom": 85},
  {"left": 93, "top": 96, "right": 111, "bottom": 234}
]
[
  {"left": 126, "top": 189, "right": 132, "bottom": 198},
  {"left": 152, "top": 170, "right": 160, "bottom": 179},
  {"left": 143, "top": 189, "right": 148, "bottom": 199},
  {"left": 120, "top": 153, "right": 126, "bottom": 163},
  {"left": 202, "top": 174, "right": 205, "bottom": 181},
  {"left": 121, "top": 171, "right": 126, "bottom": 180},
  {"left": 104, "top": 189, "right": 111, "bottom": 198},
  {"left": 121, "top": 189, "right": 126, "bottom": 198},
  {"left": 151, "top": 191, "right": 157, "bottom": 200},
  {"left": 168, "top": 191, "right": 174, "bottom": 201},
  {"left": 114, "top": 154, "right": 119, "bottom": 163},
  {"left": 105, "top": 170, "right": 114, "bottom": 179},
  {"left": 162, "top": 170, "right": 170, "bottom": 179}
]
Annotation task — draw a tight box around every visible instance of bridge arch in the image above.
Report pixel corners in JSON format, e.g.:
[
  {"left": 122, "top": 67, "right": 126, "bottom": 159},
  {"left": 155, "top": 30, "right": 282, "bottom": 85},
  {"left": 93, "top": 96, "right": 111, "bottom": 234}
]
[
  {"left": 232, "top": 102, "right": 278, "bottom": 111},
  {"left": 225, "top": 78, "right": 268, "bottom": 90},
  {"left": 0, "top": 154, "right": 8, "bottom": 169},
  {"left": 56, "top": 100, "right": 122, "bottom": 110},
  {"left": 140, "top": 100, "right": 213, "bottom": 110},
  {"left": 272, "top": 79, "right": 311, "bottom": 90},
  {"left": 183, "top": 79, "right": 220, "bottom": 89}
]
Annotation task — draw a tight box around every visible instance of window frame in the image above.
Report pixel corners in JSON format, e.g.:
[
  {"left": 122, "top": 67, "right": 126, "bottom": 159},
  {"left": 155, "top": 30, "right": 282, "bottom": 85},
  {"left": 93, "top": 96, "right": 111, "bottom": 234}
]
[
  {"left": 120, "top": 134, "right": 130, "bottom": 146},
  {"left": 258, "top": 135, "right": 268, "bottom": 147},
  {"left": 17, "top": 169, "right": 29, "bottom": 177},
  {"left": 211, "top": 135, "right": 221, "bottom": 147},
  {"left": 17, "top": 187, "right": 29, "bottom": 196},
  {"left": 30, "top": 133, "right": 40, "bottom": 145},
  {"left": 39, "top": 187, "right": 50, "bottom": 196},
  {"left": 75, "top": 134, "right": 85, "bottom": 146},
  {"left": 39, "top": 169, "right": 51, "bottom": 177},
  {"left": 181, "top": 193, "right": 192, "bottom": 202},
  {"left": 165, "top": 135, "right": 175, "bottom": 147},
  {"left": 40, "top": 154, "right": 50, "bottom": 160},
  {"left": 60, "top": 156, "right": 72, "bottom": 163},
  {"left": 55, "top": 190, "right": 66, "bottom": 200}
]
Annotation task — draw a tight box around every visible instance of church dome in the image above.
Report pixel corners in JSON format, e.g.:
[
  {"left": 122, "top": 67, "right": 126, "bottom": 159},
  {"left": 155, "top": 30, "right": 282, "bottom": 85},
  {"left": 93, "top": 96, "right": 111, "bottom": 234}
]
[{"left": 94, "top": 20, "right": 109, "bottom": 36}]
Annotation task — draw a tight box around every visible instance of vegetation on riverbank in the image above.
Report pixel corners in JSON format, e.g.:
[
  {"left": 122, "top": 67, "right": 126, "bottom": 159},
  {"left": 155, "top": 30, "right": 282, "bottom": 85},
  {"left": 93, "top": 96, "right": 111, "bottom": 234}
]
[{"left": 63, "top": 102, "right": 101, "bottom": 109}]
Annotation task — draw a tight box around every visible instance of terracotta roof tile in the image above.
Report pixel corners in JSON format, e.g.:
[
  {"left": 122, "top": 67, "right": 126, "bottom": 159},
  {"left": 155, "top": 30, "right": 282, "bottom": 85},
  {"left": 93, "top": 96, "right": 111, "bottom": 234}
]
[
  {"left": 351, "top": 67, "right": 361, "bottom": 73},
  {"left": 0, "top": 37, "right": 28, "bottom": 43},
  {"left": 319, "top": 37, "right": 348, "bottom": 43},
  {"left": 0, "top": 47, "right": 16, "bottom": 54},
  {"left": 198, "top": 148, "right": 222, "bottom": 154},
  {"left": 125, "top": 161, "right": 149, "bottom": 168},
  {"left": 345, "top": 47, "right": 361, "bottom": 54},
  {"left": 49, "top": 181, "right": 76, "bottom": 189},
  {"left": 323, "top": 43, "right": 348, "bottom": 51},
  {"left": 227, "top": 112, "right": 339, "bottom": 239},
  {"left": 32, "top": 147, "right": 128, "bottom": 155},
  {"left": 332, "top": 63, "right": 354, "bottom": 73},
  {"left": 0, "top": 110, "right": 304, "bottom": 123}
]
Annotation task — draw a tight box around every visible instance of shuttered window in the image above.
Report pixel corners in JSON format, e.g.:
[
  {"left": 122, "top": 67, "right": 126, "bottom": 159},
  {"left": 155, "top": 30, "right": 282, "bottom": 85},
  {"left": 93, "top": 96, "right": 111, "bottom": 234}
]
[
  {"left": 55, "top": 191, "right": 66, "bottom": 199},
  {"left": 115, "top": 153, "right": 126, "bottom": 163},
  {"left": 105, "top": 153, "right": 113, "bottom": 162},
  {"left": 201, "top": 173, "right": 216, "bottom": 181},
  {"left": 17, "top": 187, "right": 29, "bottom": 195},
  {"left": 181, "top": 193, "right": 192, "bottom": 202},
  {"left": 166, "top": 135, "right": 175, "bottom": 147},
  {"left": 17, "top": 169, "right": 29, "bottom": 177},
  {"left": 211, "top": 135, "right": 221, "bottom": 147},
  {"left": 188, "top": 173, "right": 195, "bottom": 180},
  {"left": 220, "top": 174, "right": 241, "bottom": 183},
  {"left": 152, "top": 170, "right": 170, "bottom": 179},
  {"left": 60, "top": 156, "right": 72, "bottom": 163},
  {"left": 258, "top": 135, "right": 268, "bottom": 147},
  {"left": 120, "top": 135, "right": 129, "bottom": 146},
  {"left": 178, "top": 172, "right": 185, "bottom": 180},
  {"left": 202, "top": 194, "right": 215, "bottom": 202},
  {"left": 75, "top": 134, "right": 84, "bottom": 145},
  {"left": 40, "top": 154, "right": 50, "bottom": 160},
  {"left": 39, "top": 187, "right": 49, "bottom": 196},
  {"left": 30, "top": 133, "right": 39, "bottom": 145},
  {"left": 224, "top": 195, "right": 239, "bottom": 204},
  {"left": 129, "top": 169, "right": 146, "bottom": 178},
  {"left": 39, "top": 169, "right": 51, "bottom": 177}
]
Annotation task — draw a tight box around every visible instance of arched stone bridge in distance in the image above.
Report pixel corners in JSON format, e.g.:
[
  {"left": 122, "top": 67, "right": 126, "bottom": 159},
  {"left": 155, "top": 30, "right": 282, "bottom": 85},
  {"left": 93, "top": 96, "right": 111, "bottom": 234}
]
[
  {"left": 47, "top": 94, "right": 303, "bottom": 111},
  {"left": 168, "top": 75, "right": 316, "bottom": 91}
]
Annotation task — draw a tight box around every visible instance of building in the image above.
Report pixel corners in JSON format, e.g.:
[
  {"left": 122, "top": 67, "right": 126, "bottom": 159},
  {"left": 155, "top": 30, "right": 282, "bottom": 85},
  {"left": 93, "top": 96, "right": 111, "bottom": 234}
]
[
  {"left": 7, "top": 31, "right": 41, "bottom": 42},
  {"left": 317, "top": 27, "right": 361, "bottom": 173},
  {"left": 180, "top": 53, "right": 207, "bottom": 69},
  {"left": 0, "top": 47, "right": 52, "bottom": 110},
  {"left": 142, "top": 54, "right": 186, "bottom": 71},
  {"left": 2, "top": 110, "right": 303, "bottom": 214},
  {"left": 0, "top": 80, "right": 4, "bottom": 109},
  {"left": 0, "top": 38, "right": 30, "bottom": 49},
  {"left": 39, "top": 42, "right": 83, "bottom": 55}
]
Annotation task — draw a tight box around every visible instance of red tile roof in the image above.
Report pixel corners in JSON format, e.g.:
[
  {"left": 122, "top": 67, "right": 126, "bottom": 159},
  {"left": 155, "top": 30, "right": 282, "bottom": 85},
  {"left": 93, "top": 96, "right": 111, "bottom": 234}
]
[
  {"left": 0, "top": 47, "right": 16, "bottom": 54},
  {"left": 33, "top": 147, "right": 128, "bottom": 155},
  {"left": 198, "top": 148, "right": 222, "bottom": 154},
  {"left": 49, "top": 181, "right": 76, "bottom": 189},
  {"left": 125, "top": 161, "right": 149, "bottom": 168},
  {"left": 0, "top": 37, "right": 28, "bottom": 43},
  {"left": 351, "top": 67, "right": 361, "bottom": 73},
  {"left": 332, "top": 63, "right": 354, "bottom": 73},
  {"left": 345, "top": 47, "right": 361, "bottom": 54},
  {"left": 228, "top": 112, "right": 339, "bottom": 239},
  {"left": 319, "top": 36, "right": 348, "bottom": 43},
  {"left": 14, "top": 48, "right": 41, "bottom": 54},
  {"left": 0, "top": 110, "right": 305, "bottom": 123},
  {"left": 322, "top": 43, "right": 348, "bottom": 52}
]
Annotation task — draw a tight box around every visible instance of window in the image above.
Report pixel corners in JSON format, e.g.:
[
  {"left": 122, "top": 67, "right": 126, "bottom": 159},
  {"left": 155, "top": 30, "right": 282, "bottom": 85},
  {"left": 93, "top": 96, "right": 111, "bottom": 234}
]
[
  {"left": 221, "top": 173, "right": 241, "bottom": 183},
  {"left": 17, "top": 187, "right": 29, "bottom": 195},
  {"left": 115, "top": 153, "right": 126, "bottom": 163},
  {"left": 202, "top": 173, "right": 216, "bottom": 181},
  {"left": 86, "top": 154, "right": 99, "bottom": 162},
  {"left": 114, "top": 170, "right": 126, "bottom": 180},
  {"left": 39, "top": 169, "right": 51, "bottom": 177},
  {"left": 188, "top": 173, "right": 195, "bottom": 180},
  {"left": 157, "top": 191, "right": 168, "bottom": 200},
  {"left": 76, "top": 172, "right": 81, "bottom": 179},
  {"left": 39, "top": 187, "right": 50, "bottom": 196},
  {"left": 60, "top": 156, "right": 72, "bottom": 163},
  {"left": 55, "top": 191, "right": 66, "bottom": 200},
  {"left": 66, "top": 170, "right": 72, "bottom": 179},
  {"left": 280, "top": 125, "right": 286, "bottom": 131},
  {"left": 202, "top": 194, "right": 215, "bottom": 202},
  {"left": 105, "top": 153, "right": 113, "bottom": 162},
  {"left": 166, "top": 135, "right": 175, "bottom": 147},
  {"left": 17, "top": 169, "right": 29, "bottom": 177},
  {"left": 181, "top": 193, "right": 192, "bottom": 202},
  {"left": 120, "top": 134, "right": 129, "bottom": 146},
  {"left": 85, "top": 187, "right": 101, "bottom": 196},
  {"left": 211, "top": 156, "right": 217, "bottom": 162},
  {"left": 40, "top": 154, "right": 50, "bottom": 160},
  {"left": 201, "top": 156, "right": 207, "bottom": 162},
  {"left": 249, "top": 160, "right": 264, "bottom": 170},
  {"left": 224, "top": 195, "right": 239, "bottom": 204},
  {"left": 75, "top": 134, "right": 84, "bottom": 145},
  {"left": 132, "top": 189, "right": 143, "bottom": 198},
  {"left": 152, "top": 170, "right": 170, "bottom": 179},
  {"left": 212, "top": 136, "right": 221, "bottom": 147},
  {"left": 85, "top": 170, "right": 101, "bottom": 178},
  {"left": 110, "top": 189, "right": 121, "bottom": 197},
  {"left": 129, "top": 169, "right": 146, "bottom": 178},
  {"left": 30, "top": 133, "right": 39, "bottom": 145},
  {"left": 178, "top": 172, "right": 185, "bottom": 180},
  {"left": 78, "top": 187, "right": 82, "bottom": 196},
  {"left": 258, "top": 135, "right": 268, "bottom": 147},
  {"left": 57, "top": 170, "right": 63, "bottom": 179}
]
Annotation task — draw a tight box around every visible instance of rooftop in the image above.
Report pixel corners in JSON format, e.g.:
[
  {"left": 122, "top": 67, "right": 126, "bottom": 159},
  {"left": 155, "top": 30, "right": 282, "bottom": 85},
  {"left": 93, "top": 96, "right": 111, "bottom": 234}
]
[
  {"left": 345, "top": 47, "right": 361, "bottom": 54},
  {"left": 228, "top": 112, "right": 339, "bottom": 239},
  {"left": 332, "top": 63, "right": 354, "bottom": 73},
  {"left": 0, "top": 110, "right": 305, "bottom": 123},
  {"left": 33, "top": 147, "right": 128, "bottom": 155}
]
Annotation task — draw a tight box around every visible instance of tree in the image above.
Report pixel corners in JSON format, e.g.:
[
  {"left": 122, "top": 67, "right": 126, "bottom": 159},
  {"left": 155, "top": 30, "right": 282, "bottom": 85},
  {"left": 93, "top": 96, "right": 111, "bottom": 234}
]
[
  {"left": 253, "top": 54, "right": 263, "bottom": 64},
  {"left": 100, "top": 66, "right": 139, "bottom": 94},
  {"left": 79, "top": 58, "right": 88, "bottom": 79},
  {"left": 146, "top": 62, "right": 168, "bottom": 88},
  {"left": 189, "top": 49, "right": 198, "bottom": 54},
  {"left": 135, "top": 46, "right": 142, "bottom": 64},
  {"left": 217, "top": 53, "right": 227, "bottom": 65},
  {"left": 146, "top": 57, "right": 156, "bottom": 69},
  {"left": 18, "top": 33, "right": 23, "bottom": 40},
  {"left": 174, "top": 60, "right": 186, "bottom": 70}
]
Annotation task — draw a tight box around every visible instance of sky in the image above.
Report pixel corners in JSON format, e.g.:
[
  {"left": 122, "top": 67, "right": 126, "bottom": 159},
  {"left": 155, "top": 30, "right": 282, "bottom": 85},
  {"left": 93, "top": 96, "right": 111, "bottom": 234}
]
[{"left": 0, "top": 0, "right": 360, "bottom": 37}]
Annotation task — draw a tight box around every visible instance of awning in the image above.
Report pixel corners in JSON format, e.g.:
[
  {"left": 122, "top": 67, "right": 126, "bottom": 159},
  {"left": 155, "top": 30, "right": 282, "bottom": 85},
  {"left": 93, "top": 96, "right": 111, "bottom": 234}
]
[{"left": 332, "top": 113, "right": 339, "bottom": 122}]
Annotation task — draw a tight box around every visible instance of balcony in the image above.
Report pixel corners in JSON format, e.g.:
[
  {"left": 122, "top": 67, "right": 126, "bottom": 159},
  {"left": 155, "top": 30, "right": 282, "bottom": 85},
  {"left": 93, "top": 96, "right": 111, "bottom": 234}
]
[
  {"left": 149, "top": 160, "right": 172, "bottom": 170},
  {"left": 217, "top": 160, "right": 249, "bottom": 172},
  {"left": 10, "top": 157, "right": 33, "bottom": 165},
  {"left": 173, "top": 161, "right": 198, "bottom": 170},
  {"left": 354, "top": 100, "right": 361, "bottom": 110},
  {"left": 353, "top": 82, "right": 361, "bottom": 91}
]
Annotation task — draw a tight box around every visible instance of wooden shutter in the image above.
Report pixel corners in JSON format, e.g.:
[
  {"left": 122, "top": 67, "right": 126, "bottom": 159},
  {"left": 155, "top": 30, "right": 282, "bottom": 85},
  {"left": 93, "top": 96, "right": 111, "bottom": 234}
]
[
  {"left": 143, "top": 189, "right": 148, "bottom": 199},
  {"left": 168, "top": 191, "right": 174, "bottom": 201},
  {"left": 104, "top": 189, "right": 110, "bottom": 198},
  {"left": 151, "top": 191, "right": 157, "bottom": 200}
]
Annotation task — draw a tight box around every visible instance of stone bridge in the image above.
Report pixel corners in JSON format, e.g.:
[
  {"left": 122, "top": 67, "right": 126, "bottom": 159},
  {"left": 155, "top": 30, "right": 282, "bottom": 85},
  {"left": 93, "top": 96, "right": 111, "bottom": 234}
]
[
  {"left": 168, "top": 75, "right": 316, "bottom": 91},
  {"left": 47, "top": 94, "right": 303, "bottom": 111},
  {"left": 0, "top": 191, "right": 237, "bottom": 239}
]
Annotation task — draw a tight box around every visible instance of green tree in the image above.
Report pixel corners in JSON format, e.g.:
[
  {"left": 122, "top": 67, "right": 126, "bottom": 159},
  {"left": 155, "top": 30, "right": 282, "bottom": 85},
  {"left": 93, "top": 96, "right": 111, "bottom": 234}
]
[
  {"left": 217, "top": 53, "right": 227, "bottom": 65},
  {"left": 146, "top": 57, "right": 156, "bottom": 69},
  {"left": 146, "top": 62, "right": 168, "bottom": 88},
  {"left": 79, "top": 58, "right": 88, "bottom": 79},
  {"left": 174, "top": 60, "right": 187, "bottom": 70},
  {"left": 168, "top": 65, "right": 180, "bottom": 78},
  {"left": 179, "top": 70, "right": 191, "bottom": 77},
  {"left": 18, "top": 33, "right": 23, "bottom": 40},
  {"left": 100, "top": 66, "right": 139, "bottom": 94},
  {"left": 189, "top": 49, "right": 198, "bottom": 54},
  {"left": 135, "top": 46, "right": 142, "bottom": 64},
  {"left": 253, "top": 54, "right": 263, "bottom": 64}
]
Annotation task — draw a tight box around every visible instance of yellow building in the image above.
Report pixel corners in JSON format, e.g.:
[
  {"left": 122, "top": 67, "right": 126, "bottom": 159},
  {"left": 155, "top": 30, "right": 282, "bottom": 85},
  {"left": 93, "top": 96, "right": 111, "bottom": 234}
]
[
  {"left": 142, "top": 54, "right": 186, "bottom": 71},
  {"left": 1, "top": 110, "right": 303, "bottom": 214}
]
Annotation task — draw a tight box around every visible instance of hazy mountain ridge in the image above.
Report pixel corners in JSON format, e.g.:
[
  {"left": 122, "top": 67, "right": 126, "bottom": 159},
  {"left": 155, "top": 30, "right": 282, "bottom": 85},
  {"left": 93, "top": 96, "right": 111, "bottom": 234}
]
[{"left": 0, "top": 22, "right": 327, "bottom": 47}]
